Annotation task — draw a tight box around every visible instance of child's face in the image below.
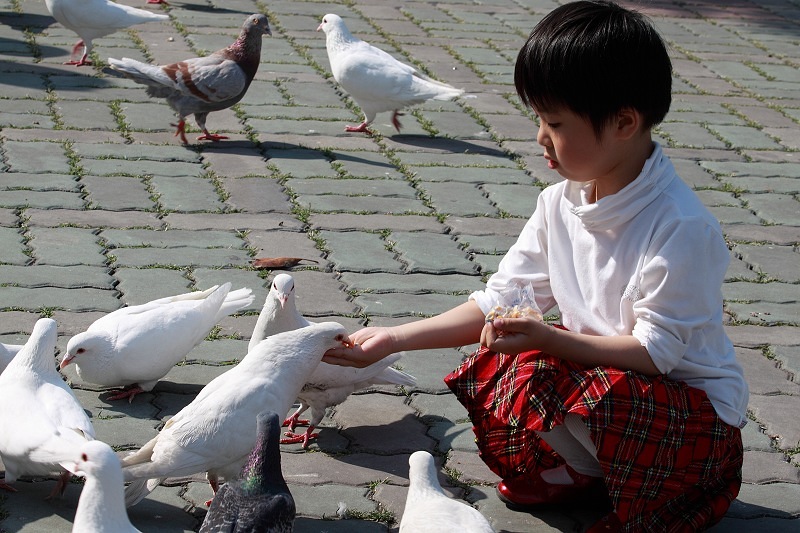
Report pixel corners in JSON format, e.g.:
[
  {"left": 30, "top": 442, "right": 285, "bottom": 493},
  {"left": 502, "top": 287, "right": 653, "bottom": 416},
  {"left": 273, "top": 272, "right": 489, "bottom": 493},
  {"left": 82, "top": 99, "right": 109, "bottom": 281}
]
[{"left": 533, "top": 107, "right": 615, "bottom": 184}]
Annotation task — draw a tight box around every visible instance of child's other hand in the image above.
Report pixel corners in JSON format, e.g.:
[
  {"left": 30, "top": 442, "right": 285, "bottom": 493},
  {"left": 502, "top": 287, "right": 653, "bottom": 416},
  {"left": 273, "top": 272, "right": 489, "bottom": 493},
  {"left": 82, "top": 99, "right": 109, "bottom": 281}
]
[
  {"left": 481, "top": 316, "right": 547, "bottom": 354},
  {"left": 323, "top": 327, "right": 394, "bottom": 368}
]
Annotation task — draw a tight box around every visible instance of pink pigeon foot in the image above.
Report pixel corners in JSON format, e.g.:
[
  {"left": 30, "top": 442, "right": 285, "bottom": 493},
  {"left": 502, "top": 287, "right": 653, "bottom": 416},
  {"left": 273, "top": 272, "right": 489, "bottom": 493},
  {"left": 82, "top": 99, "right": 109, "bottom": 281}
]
[
  {"left": 0, "top": 481, "right": 17, "bottom": 493},
  {"left": 197, "top": 131, "right": 229, "bottom": 142},
  {"left": 106, "top": 385, "right": 145, "bottom": 403},
  {"left": 281, "top": 414, "right": 310, "bottom": 432},
  {"left": 391, "top": 111, "right": 404, "bottom": 132},
  {"left": 44, "top": 471, "right": 72, "bottom": 500},
  {"left": 172, "top": 120, "right": 189, "bottom": 144},
  {"left": 345, "top": 122, "right": 373, "bottom": 134},
  {"left": 65, "top": 41, "right": 91, "bottom": 66},
  {"left": 204, "top": 476, "right": 220, "bottom": 506},
  {"left": 280, "top": 427, "right": 319, "bottom": 449}
]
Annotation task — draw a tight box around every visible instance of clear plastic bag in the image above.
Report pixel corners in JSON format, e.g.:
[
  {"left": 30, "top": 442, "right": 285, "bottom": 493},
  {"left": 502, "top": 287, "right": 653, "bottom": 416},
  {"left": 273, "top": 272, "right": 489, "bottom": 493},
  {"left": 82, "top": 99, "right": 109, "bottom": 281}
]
[{"left": 485, "top": 281, "right": 543, "bottom": 322}]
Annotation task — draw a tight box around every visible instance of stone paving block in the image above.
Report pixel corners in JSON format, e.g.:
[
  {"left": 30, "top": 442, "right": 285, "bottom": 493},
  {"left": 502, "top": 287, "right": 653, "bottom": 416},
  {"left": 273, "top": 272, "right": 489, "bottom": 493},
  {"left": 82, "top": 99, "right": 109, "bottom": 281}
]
[
  {"left": 725, "top": 482, "right": 800, "bottom": 519},
  {"left": 282, "top": 452, "right": 412, "bottom": 487},
  {"left": 0, "top": 226, "right": 30, "bottom": 265},
  {"left": 321, "top": 230, "right": 405, "bottom": 274},
  {"left": 421, "top": 181, "right": 499, "bottom": 217},
  {"left": 774, "top": 345, "right": 800, "bottom": 384},
  {"left": 0, "top": 172, "right": 81, "bottom": 193},
  {"left": 81, "top": 175, "right": 157, "bottom": 210},
  {"left": 3, "top": 139, "right": 72, "bottom": 174},
  {"left": 150, "top": 175, "right": 225, "bottom": 213},
  {"left": 110, "top": 247, "right": 252, "bottom": 269},
  {"left": 162, "top": 212, "right": 302, "bottom": 232},
  {"left": 748, "top": 394, "right": 800, "bottom": 451},
  {"left": 220, "top": 176, "right": 292, "bottom": 213},
  {"left": 285, "top": 177, "right": 418, "bottom": 198},
  {"left": 28, "top": 226, "right": 107, "bottom": 266},
  {"left": 390, "top": 348, "right": 469, "bottom": 393},
  {"left": 482, "top": 183, "right": 541, "bottom": 217},
  {"left": 737, "top": 346, "right": 799, "bottom": 395},
  {"left": 0, "top": 286, "right": 121, "bottom": 312},
  {"left": 743, "top": 450, "right": 800, "bottom": 484},
  {"left": 266, "top": 148, "right": 337, "bottom": 178},
  {"left": 335, "top": 393, "right": 435, "bottom": 454},
  {"left": 102, "top": 228, "right": 242, "bottom": 249},
  {"left": 24, "top": 208, "right": 162, "bottom": 229},
  {"left": 0, "top": 264, "right": 113, "bottom": 289},
  {"left": 391, "top": 231, "right": 478, "bottom": 275},
  {"left": 82, "top": 158, "right": 205, "bottom": 178},
  {"left": 338, "top": 272, "right": 482, "bottom": 295},
  {"left": 295, "top": 193, "right": 431, "bottom": 215},
  {"left": 245, "top": 228, "right": 325, "bottom": 261},
  {"left": 352, "top": 292, "right": 468, "bottom": 318},
  {"left": 201, "top": 144, "right": 270, "bottom": 178},
  {"left": 186, "top": 339, "right": 247, "bottom": 364},
  {"left": 113, "top": 267, "right": 193, "bottom": 306},
  {"left": 742, "top": 193, "right": 800, "bottom": 226},
  {"left": 732, "top": 243, "right": 800, "bottom": 282}
]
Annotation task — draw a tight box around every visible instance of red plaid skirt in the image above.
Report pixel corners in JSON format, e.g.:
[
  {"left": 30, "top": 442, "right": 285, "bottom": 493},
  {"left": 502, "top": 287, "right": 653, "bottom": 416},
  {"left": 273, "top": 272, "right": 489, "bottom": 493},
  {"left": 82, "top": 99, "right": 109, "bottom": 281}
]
[{"left": 444, "top": 345, "right": 743, "bottom": 531}]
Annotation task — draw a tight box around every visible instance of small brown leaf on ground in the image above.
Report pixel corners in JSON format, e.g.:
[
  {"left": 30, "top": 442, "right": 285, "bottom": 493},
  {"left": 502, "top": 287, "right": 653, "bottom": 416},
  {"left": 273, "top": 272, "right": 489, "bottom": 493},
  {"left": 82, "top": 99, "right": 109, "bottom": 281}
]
[{"left": 251, "top": 257, "right": 320, "bottom": 269}]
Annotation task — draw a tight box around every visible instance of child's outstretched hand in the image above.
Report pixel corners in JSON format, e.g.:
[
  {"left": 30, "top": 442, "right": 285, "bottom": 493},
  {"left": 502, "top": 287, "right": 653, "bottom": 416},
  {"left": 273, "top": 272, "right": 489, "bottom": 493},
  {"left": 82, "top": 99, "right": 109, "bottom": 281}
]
[
  {"left": 323, "top": 326, "right": 395, "bottom": 368},
  {"left": 481, "top": 316, "right": 549, "bottom": 354}
]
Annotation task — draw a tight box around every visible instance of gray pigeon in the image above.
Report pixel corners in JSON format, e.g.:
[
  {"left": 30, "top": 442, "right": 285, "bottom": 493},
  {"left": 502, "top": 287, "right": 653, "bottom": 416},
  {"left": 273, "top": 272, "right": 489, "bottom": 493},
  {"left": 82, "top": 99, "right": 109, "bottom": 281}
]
[
  {"left": 317, "top": 13, "right": 463, "bottom": 134},
  {"left": 108, "top": 14, "right": 271, "bottom": 144},
  {"left": 199, "top": 412, "right": 295, "bottom": 533}
]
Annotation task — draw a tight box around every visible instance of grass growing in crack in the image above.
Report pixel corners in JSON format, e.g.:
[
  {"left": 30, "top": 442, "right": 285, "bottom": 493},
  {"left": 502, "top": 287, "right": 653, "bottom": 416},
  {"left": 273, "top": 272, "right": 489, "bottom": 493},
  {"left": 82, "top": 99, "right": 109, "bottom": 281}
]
[{"left": 109, "top": 100, "right": 134, "bottom": 142}]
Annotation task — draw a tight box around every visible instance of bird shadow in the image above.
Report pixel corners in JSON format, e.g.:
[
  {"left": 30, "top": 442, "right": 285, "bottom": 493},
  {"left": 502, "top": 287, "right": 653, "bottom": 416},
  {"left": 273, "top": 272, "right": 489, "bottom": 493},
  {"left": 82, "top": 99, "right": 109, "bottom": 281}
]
[
  {"left": 0, "top": 12, "right": 54, "bottom": 30},
  {"left": 383, "top": 135, "right": 510, "bottom": 157},
  {"left": 171, "top": 3, "right": 253, "bottom": 16}
]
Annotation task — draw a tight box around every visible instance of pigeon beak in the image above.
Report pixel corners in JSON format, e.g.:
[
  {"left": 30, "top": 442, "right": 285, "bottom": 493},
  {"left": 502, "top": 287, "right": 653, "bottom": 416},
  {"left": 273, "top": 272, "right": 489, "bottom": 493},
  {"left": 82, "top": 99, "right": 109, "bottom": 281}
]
[
  {"left": 59, "top": 354, "right": 75, "bottom": 370},
  {"left": 279, "top": 295, "right": 288, "bottom": 309},
  {"left": 266, "top": 26, "right": 272, "bottom": 36},
  {"left": 316, "top": 22, "right": 323, "bottom": 32}
]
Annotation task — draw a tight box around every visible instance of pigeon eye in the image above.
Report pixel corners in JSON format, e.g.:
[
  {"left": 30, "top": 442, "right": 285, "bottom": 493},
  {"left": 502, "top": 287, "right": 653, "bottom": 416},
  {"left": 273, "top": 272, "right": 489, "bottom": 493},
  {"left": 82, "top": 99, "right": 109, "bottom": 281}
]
[
  {"left": 81, "top": 453, "right": 88, "bottom": 461},
  {"left": 77, "top": 348, "right": 86, "bottom": 354}
]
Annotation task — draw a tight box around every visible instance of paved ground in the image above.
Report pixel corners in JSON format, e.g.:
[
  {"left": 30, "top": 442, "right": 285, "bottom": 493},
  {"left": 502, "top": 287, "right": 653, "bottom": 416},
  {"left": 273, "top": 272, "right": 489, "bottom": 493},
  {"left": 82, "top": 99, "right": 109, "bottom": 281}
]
[{"left": 0, "top": 0, "right": 798, "bottom": 531}]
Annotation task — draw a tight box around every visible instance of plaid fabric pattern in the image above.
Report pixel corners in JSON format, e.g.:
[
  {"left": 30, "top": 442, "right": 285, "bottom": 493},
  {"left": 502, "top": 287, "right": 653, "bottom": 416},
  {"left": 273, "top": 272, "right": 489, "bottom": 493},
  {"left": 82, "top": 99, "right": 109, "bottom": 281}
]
[{"left": 444, "top": 345, "right": 743, "bottom": 531}]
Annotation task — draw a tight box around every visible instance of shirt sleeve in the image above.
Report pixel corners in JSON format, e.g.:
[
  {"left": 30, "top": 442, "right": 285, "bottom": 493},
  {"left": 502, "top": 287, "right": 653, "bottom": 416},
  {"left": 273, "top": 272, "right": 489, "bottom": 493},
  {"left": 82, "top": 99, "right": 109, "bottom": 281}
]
[
  {"left": 470, "top": 194, "right": 555, "bottom": 315},
  {"left": 631, "top": 217, "right": 730, "bottom": 374}
]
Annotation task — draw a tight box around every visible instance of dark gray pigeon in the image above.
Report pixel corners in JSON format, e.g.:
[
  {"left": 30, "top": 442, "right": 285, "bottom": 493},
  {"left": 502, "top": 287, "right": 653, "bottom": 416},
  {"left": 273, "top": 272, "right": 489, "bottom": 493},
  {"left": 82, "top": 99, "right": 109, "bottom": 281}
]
[
  {"left": 199, "top": 411, "right": 295, "bottom": 533},
  {"left": 108, "top": 13, "right": 270, "bottom": 144}
]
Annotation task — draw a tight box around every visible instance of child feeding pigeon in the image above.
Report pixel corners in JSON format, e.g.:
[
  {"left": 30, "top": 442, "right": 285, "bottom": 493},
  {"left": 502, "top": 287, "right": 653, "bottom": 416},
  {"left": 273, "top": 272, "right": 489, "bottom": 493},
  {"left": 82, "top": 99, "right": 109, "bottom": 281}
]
[{"left": 323, "top": 2, "right": 748, "bottom": 531}]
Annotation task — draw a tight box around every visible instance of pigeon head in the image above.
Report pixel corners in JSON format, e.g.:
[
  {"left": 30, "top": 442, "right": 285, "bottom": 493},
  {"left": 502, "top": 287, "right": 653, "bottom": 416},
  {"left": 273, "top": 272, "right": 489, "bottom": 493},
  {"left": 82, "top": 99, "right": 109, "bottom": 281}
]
[
  {"left": 269, "top": 273, "right": 295, "bottom": 310},
  {"left": 73, "top": 440, "right": 121, "bottom": 478},
  {"left": 61, "top": 331, "right": 114, "bottom": 371},
  {"left": 317, "top": 13, "right": 350, "bottom": 38},
  {"left": 12, "top": 318, "right": 58, "bottom": 373},
  {"left": 242, "top": 13, "right": 271, "bottom": 38}
]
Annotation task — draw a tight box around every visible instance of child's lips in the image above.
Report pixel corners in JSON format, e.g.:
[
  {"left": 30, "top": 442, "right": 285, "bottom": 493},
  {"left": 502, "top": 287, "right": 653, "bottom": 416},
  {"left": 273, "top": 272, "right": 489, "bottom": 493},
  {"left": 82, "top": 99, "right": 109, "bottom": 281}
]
[{"left": 545, "top": 155, "right": 558, "bottom": 169}]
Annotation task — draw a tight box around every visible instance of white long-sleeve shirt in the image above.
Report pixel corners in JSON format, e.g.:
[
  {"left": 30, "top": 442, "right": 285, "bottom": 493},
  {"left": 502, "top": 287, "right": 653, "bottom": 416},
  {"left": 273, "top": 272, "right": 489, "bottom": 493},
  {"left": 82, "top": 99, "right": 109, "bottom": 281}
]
[{"left": 470, "top": 143, "right": 748, "bottom": 428}]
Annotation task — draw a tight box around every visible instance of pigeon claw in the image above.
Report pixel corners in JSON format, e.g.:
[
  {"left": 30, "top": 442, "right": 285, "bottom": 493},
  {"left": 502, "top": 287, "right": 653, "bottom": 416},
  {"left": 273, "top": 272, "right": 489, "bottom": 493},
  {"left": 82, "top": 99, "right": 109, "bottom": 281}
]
[
  {"left": 280, "top": 430, "right": 319, "bottom": 449},
  {"left": 64, "top": 57, "right": 91, "bottom": 67},
  {"left": 106, "top": 385, "right": 145, "bottom": 403},
  {"left": 391, "top": 111, "right": 404, "bottom": 132},
  {"left": 197, "top": 132, "right": 229, "bottom": 142},
  {"left": 171, "top": 120, "right": 189, "bottom": 144},
  {"left": 344, "top": 122, "right": 373, "bottom": 135},
  {"left": 0, "top": 481, "right": 17, "bottom": 493},
  {"left": 281, "top": 415, "right": 310, "bottom": 431}
]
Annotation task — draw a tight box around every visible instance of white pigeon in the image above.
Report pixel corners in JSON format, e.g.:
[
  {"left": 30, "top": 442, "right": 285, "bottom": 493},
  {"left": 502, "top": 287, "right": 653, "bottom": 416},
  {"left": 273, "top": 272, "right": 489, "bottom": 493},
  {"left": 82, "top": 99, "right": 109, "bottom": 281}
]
[
  {"left": 248, "top": 273, "right": 309, "bottom": 352},
  {"left": 249, "top": 273, "right": 416, "bottom": 448},
  {"left": 282, "top": 351, "right": 416, "bottom": 448},
  {"left": 31, "top": 440, "right": 141, "bottom": 533},
  {"left": 400, "top": 451, "right": 496, "bottom": 533},
  {"left": 0, "top": 318, "right": 95, "bottom": 498},
  {"left": 44, "top": 0, "right": 168, "bottom": 66},
  {"left": 121, "top": 321, "right": 351, "bottom": 507},
  {"left": 60, "top": 283, "right": 254, "bottom": 402},
  {"left": 317, "top": 13, "right": 464, "bottom": 134},
  {"left": 0, "top": 342, "right": 23, "bottom": 374}
]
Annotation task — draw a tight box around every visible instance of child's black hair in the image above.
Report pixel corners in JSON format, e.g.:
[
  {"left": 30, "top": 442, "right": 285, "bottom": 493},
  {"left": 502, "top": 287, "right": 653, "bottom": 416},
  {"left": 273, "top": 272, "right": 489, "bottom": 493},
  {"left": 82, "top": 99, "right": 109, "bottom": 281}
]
[{"left": 514, "top": 0, "right": 672, "bottom": 137}]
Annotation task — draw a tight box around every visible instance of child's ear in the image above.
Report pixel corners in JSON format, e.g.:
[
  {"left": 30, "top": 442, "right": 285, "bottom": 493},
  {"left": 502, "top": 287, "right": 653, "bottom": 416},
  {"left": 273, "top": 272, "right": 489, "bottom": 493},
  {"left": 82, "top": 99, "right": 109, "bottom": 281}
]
[{"left": 614, "top": 107, "right": 643, "bottom": 140}]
